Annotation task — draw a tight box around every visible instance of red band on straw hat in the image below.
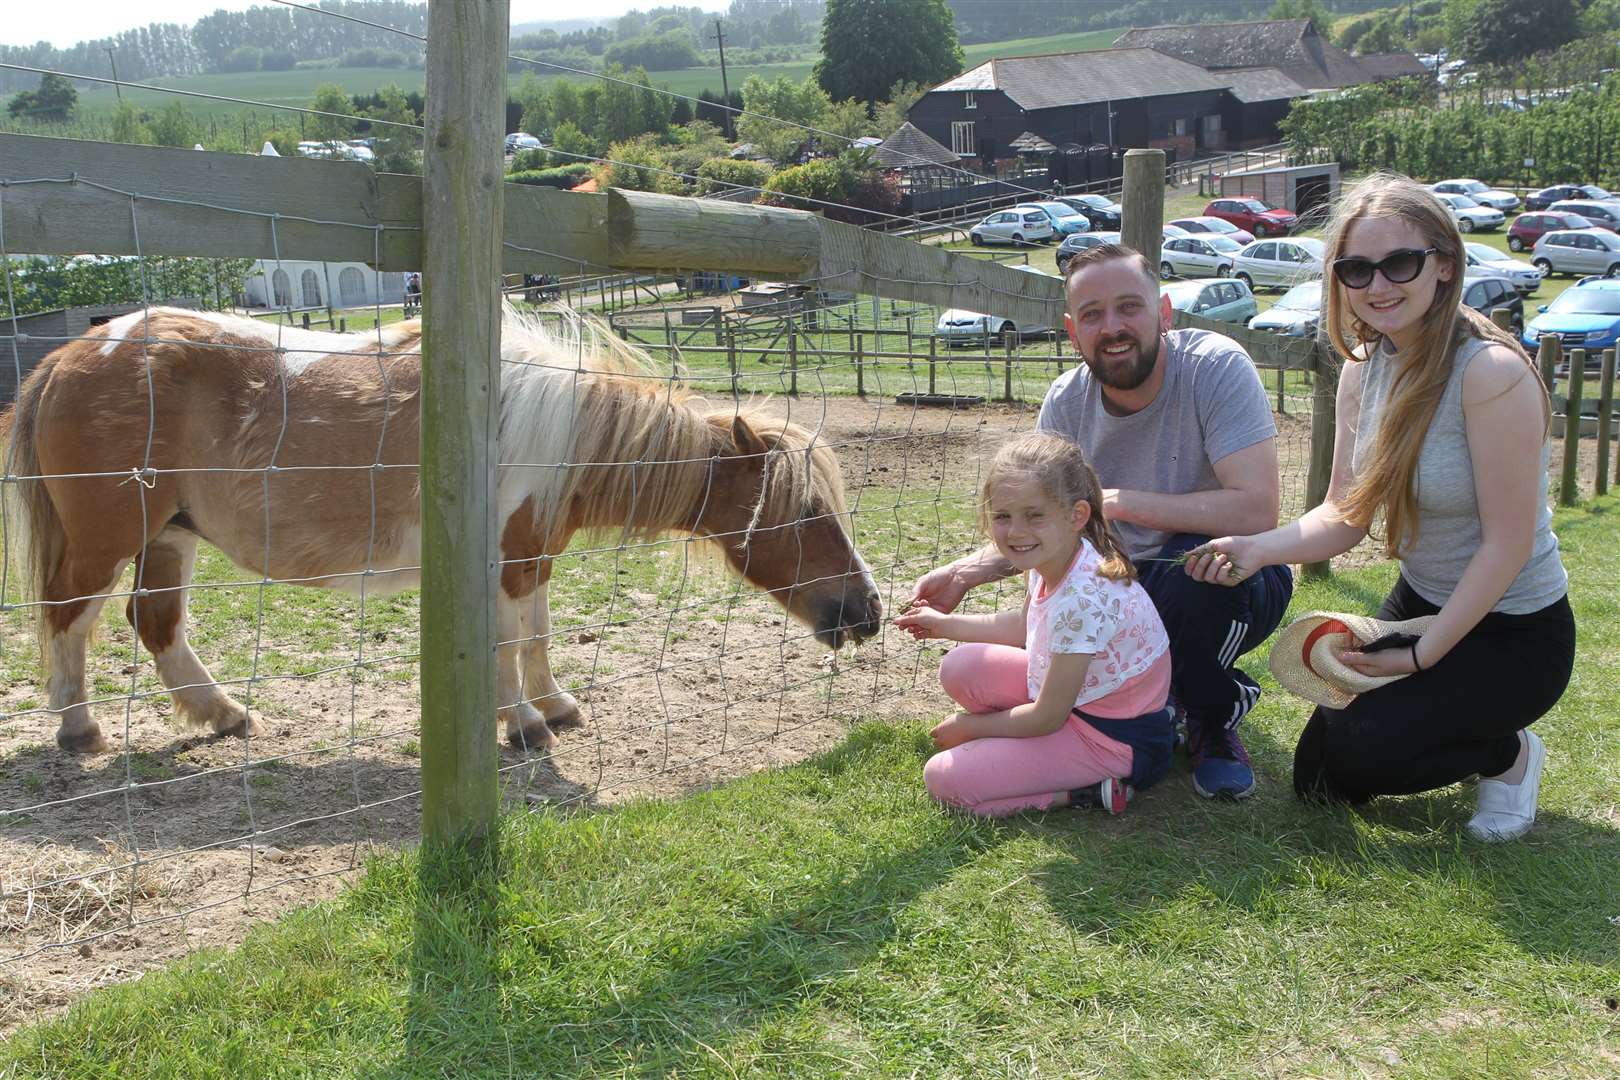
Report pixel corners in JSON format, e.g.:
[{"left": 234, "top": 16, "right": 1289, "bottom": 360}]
[{"left": 1299, "top": 618, "right": 1351, "bottom": 676}]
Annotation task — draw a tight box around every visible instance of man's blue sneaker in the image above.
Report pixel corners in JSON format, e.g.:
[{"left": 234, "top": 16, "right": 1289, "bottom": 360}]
[{"left": 1187, "top": 718, "right": 1257, "bottom": 799}]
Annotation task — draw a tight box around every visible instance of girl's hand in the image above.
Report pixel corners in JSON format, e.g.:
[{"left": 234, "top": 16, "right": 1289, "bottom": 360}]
[
  {"left": 1336, "top": 644, "right": 1419, "bottom": 678},
  {"left": 1183, "top": 537, "right": 1260, "bottom": 586},
  {"left": 895, "top": 599, "right": 949, "bottom": 640},
  {"left": 930, "top": 712, "right": 976, "bottom": 750}
]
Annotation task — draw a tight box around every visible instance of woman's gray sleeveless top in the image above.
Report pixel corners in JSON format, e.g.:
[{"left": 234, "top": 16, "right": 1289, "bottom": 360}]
[{"left": 1352, "top": 335, "right": 1567, "bottom": 613}]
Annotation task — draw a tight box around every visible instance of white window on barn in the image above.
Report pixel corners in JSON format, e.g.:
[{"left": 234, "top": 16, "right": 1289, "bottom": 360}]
[
  {"left": 300, "top": 268, "right": 322, "bottom": 308},
  {"left": 964, "top": 92, "right": 976, "bottom": 109},
  {"left": 1201, "top": 114, "right": 1222, "bottom": 143},
  {"left": 1173, "top": 118, "right": 1188, "bottom": 136},
  {"left": 339, "top": 266, "right": 366, "bottom": 307},
  {"left": 271, "top": 269, "right": 291, "bottom": 308},
  {"left": 951, "top": 121, "right": 975, "bottom": 156}
]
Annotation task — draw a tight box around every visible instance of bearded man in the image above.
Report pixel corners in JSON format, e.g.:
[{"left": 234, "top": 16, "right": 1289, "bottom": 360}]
[{"left": 908, "top": 243, "right": 1294, "bottom": 799}]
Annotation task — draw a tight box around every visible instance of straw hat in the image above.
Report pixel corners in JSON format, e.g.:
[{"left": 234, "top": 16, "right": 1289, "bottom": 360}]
[{"left": 1270, "top": 611, "right": 1437, "bottom": 709}]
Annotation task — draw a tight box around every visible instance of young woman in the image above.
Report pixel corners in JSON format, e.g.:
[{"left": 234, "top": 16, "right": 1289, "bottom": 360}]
[
  {"left": 896, "top": 432, "right": 1175, "bottom": 817},
  {"left": 1185, "top": 172, "right": 1574, "bottom": 840}
]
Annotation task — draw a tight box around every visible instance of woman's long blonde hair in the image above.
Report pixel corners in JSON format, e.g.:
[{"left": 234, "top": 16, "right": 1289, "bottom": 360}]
[
  {"left": 979, "top": 431, "right": 1135, "bottom": 581},
  {"left": 1322, "top": 172, "right": 1546, "bottom": 557}
]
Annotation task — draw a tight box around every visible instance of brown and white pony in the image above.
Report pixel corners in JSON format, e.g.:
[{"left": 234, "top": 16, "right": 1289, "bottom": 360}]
[{"left": 5, "top": 307, "right": 881, "bottom": 754}]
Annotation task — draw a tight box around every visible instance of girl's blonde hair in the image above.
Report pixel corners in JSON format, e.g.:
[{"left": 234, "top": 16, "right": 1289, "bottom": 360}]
[
  {"left": 979, "top": 431, "right": 1135, "bottom": 581},
  {"left": 1321, "top": 171, "right": 1547, "bottom": 557}
]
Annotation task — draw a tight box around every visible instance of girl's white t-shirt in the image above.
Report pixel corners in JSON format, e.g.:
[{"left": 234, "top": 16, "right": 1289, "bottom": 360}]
[{"left": 1025, "top": 538, "right": 1170, "bottom": 709}]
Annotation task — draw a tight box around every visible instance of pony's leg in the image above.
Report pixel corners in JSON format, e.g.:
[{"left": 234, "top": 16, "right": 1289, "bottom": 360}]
[
  {"left": 126, "top": 527, "right": 257, "bottom": 739},
  {"left": 520, "top": 578, "right": 582, "bottom": 730},
  {"left": 43, "top": 555, "right": 129, "bottom": 754},
  {"left": 498, "top": 593, "right": 555, "bottom": 751}
]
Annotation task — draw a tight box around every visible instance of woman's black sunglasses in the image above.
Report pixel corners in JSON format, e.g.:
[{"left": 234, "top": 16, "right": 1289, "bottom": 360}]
[{"left": 1331, "top": 247, "right": 1440, "bottom": 289}]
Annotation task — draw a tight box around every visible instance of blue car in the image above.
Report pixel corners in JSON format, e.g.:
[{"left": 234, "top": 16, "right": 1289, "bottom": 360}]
[
  {"left": 1014, "top": 201, "right": 1090, "bottom": 237},
  {"left": 1521, "top": 277, "right": 1620, "bottom": 355}
]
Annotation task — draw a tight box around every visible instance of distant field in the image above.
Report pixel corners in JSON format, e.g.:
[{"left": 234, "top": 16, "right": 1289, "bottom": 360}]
[{"left": 69, "top": 29, "right": 1123, "bottom": 123}]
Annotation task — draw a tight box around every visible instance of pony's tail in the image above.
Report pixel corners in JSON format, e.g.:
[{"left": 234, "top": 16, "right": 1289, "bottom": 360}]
[{"left": 4, "top": 359, "right": 67, "bottom": 667}]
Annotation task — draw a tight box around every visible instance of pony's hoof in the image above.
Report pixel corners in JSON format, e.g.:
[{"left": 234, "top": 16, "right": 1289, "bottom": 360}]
[
  {"left": 211, "top": 711, "right": 261, "bottom": 740},
  {"left": 548, "top": 704, "right": 584, "bottom": 730},
  {"left": 508, "top": 719, "right": 557, "bottom": 753},
  {"left": 57, "top": 727, "right": 110, "bottom": 754}
]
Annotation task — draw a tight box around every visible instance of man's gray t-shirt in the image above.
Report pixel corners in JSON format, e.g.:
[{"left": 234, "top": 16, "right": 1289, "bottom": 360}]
[{"left": 1037, "top": 328, "right": 1276, "bottom": 560}]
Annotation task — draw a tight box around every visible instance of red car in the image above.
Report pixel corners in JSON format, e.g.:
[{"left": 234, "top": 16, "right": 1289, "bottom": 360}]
[
  {"left": 1508, "top": 210, "right": 1594, "bottom": 252},
  {"left": 1204, "top": 197, "right": 1298, "bottom": 237}
]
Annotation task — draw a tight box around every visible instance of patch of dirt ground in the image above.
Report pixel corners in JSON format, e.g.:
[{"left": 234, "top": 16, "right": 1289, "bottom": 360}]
[{"left": 0, "top": 394, "right": 1037, "bottom": 1033}]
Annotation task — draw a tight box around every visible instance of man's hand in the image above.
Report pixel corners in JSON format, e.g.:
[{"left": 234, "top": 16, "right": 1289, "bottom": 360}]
[{"left": 909, "top": 563, "right": 971, "bottom": 615}]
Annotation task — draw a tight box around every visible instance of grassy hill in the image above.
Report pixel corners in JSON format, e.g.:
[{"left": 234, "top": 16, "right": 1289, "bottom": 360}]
[{"left": 67, "top": 29, "right": 1125, "bottom": 124}]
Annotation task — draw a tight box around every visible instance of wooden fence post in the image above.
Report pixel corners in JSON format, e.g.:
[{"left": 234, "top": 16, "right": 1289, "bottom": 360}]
[
  {"left": 1275, "top": 364, "right": 1286, "bottom": 415},
  {"left": 1595, "top": 348, "right": 1615, "bottom": 497},
  {"left": 1121, "top": 149, "right": 1166, "bottom": 270},
  {"left": 1003, "top": 335, "right": 1015, "bottom": 403},
  {"left": 1538, "top": 336, "right": 1559, "bottom": 393},
  {"left": 1303, "top": 343, "right": 1339, "bottom": 580},
  {"left": 856, "top": 331, "right": 865, "bottom": 397},
  {"left": 788, "top": 313, "right": 798, "bottom": 396},
  {"left": 928, "top": 334, "right": 938, "bottom": 395},
  {"left": 1561, "top": 349, "right": 1585, "bottom": 507},
  {"left": 727, "top": 322, "right": 738, "bottom": 397},
  {"left": 419, "top": 0, "right": 506, "bottom": 852}
]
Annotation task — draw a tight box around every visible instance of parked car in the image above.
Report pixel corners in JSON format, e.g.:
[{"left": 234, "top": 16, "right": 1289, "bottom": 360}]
[
  {"left": 970, "top": 208, "right": 1055, "bottom": 247},
  {"left": 1429, "top": 178, "right": 1521, "bottom": 213},
  {"left": 1462, "top": 242, "right": 1543, "bottom": 294},
  {"left": 1247, "top": 280, "right": 1322, "bottom": 336},
  {"left": 1056, "top": 193, "right": 1121, "bottom": 230},
  {"left": 1508, "top": 210, "right": 1594, "bottom": 252},
  {"left": 1159, "top": 234, "right": 1245, "bottom": 279},
  {"left": 1524, "top": 183, "right": 1612, "bottom": 211},
  {"left": 1204, "top": 197, "right": 1298, "bottom": 237},
  {"left": 935, "top": 264, "right": 1055, "bottom": 344},
  {"left": 1546, "top": 199, "right": 1620, "bottom": 232},
  {"left": 1231, "top": 237, "right": 1325, "bottom": 290},
  {"left": 1432, "top": 192, "right": 1505, "bottom": 232},
  {"left": 1054, "top": 230, "right": 1122, "bottom": 271},
  {"left": 1520, "top": 276, "right": 1620, "bottom": 354},
  {"left": 1015, "top": 201, "right": 1090, "bottom": 237},
  {"left": 1461, "top": 271, "right": 1524, "bottom": 331},
  {"left": 1530, "top": 228, "right": 1620, "bottom": 277},
  {"left": 505, "top": 131, "right": 543, "bottom": 153},
  {"left": 1169, "top": 215, "right": 1255, "bottom": 246},
  {"left": 1161, "top": 278, "right": 1258, "bottom": 325}
]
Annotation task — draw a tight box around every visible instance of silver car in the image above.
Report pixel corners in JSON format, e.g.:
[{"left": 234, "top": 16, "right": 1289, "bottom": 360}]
[
  {"left": 1430, "top": 178, "right": 1521, "bottom": 213},
  {"left": 1232, "top": 237, "right": 1326, "bottom": 290},
  {"left": 1248, "top": 280, "right": 1322, "bottom": 336},
  {"left": 1159, "top": 234, "right": 1246, "bottom": 279},
  {"left": 1433, "top": 193, "right": 1505, "bottom": 233},
  {"left": 969, "top": 208, "right": 1055, "bottom": 247},
  {"left": 1463, "top": 242, "right": 1542, "bottom": 294},
  {"left": 1531, "top": 228, "right": 1620, "bottom": 277},
  {"left": 935, "top": 264, "right": 1056, "bottom": 344},
  {"left": 1161, "top": 278, "right": 1258, "bottom": 324}
]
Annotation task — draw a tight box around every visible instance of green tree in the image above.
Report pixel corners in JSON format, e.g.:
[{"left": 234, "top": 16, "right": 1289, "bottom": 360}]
[
  {"left": 109, "top": 102, "right": 151, "bottom": 144},
  {"left": 6, "top": 73, "right": 78, "bottom": 122},
  {"left": 308, "top": 83, "right": 356, "bottom": 146},
  {"left": 367, "top": 83, "right": 421, "bottom": 173},
  {"left": 735, "top": 74, "right": 831, "bottom": 164},
  {"left": 823, "top": 98, "right": 877, "bottom": 142},
  {"left": 1267, "top": 0, "right": 1331, "bottom": 34},
  {"left": 147, "top": 102, "right": 198, "bottom": 147},
  {"left": 1452, "top": 0, "right": 1580, "bottom": 64},
  {"left": 546, "top": 120, "right": 596, "bottom": 168},
  {"left": 815, "top": 0, "right": 963, "bottom": 112},
  {"left": 873, "top": 80, "right": 929, "bottom": 137},
  {"left": 599, "top": 133, "right": 684, "bottom": 193}
]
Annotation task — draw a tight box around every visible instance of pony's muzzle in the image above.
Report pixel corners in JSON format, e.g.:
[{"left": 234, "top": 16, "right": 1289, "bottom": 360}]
[{"left": 812, "top": 584, "right": 883, "bottom": 649}]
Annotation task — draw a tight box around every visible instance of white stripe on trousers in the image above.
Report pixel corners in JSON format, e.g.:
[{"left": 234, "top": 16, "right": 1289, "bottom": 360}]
[{"left": 1218, "top": 619, "right": 1247, "bottom": 669}]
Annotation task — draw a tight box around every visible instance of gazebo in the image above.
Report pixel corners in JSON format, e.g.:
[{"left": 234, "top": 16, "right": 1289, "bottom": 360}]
[{"left": 875, "top": 121, "right": 961, "bottom": 193}]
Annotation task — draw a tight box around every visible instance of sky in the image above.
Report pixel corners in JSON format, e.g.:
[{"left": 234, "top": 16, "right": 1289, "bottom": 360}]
[{"left": 3, "top": 2, "right": 721, "bottom": 49}]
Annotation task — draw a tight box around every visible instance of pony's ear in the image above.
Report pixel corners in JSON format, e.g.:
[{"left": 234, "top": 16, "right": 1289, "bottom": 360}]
[{"left": 730, "top": 415, "right": 769, "bottom": 455}]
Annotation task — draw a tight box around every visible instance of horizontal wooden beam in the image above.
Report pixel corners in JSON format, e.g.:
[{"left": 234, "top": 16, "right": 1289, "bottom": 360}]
[{"left": 0, "top": 132, "right": 1064, "bottom": 324}]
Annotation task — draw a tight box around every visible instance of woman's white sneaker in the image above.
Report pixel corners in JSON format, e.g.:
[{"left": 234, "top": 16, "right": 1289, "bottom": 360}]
[{"left": 1466, "top": 731, "right": 1544, "bottom": 842}]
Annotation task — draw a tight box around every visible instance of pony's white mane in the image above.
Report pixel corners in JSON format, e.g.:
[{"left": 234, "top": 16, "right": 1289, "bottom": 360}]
[{"left": 495, "top": 306, "right": 849, "bottom": 548}]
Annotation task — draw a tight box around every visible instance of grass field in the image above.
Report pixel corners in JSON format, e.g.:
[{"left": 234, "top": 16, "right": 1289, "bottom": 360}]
[
  {"left": 63, "top": 28, "right": 1124, "bottom": 126},
  {"left": 1, "top": 493, "right": 1615, "bottom": 1076}
]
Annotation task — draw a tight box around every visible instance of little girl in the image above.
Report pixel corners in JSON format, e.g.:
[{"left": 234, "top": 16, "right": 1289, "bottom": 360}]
[{"left": 896, "top": 431, "right": 1175, "bottom": 817}]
